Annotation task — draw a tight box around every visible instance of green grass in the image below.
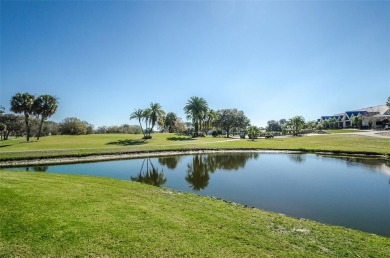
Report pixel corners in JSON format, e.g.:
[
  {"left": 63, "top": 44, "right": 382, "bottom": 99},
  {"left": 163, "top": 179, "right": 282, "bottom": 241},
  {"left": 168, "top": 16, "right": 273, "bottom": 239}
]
[
  {"left": 0, "top": 133, "right": 389, "bottom": 161},
  {"left": 0, "top": 171, "right": 389, "bottom": 257},
  {"left": 325, "top": 129, "right": 368, "bottom": 134}
]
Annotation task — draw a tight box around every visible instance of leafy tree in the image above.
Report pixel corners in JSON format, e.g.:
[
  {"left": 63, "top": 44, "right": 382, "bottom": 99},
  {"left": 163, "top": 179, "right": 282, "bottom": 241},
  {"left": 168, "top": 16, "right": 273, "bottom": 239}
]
[
  {"left": 183, "top": 96, "right": 209, "bottom": 137},
  {"left": 287, "top": 116, "right": 305, "bottom": 136},
  {"left": 266, "top": 120, "right": 282, "bottom": 132},
  {"left": 34, "top": 95, "right": 58, "bottom": 140},
  {"left": 247, "top": 125, "right": 259, "bottom": 141},
  {"left": 59, "top": 117, "right": 90, "bottom": 135},
  {"left": 215, "top": 109, "right": 250, "bottom": 137},
  {"left": 10, "top": 92, "right": 35, "bottom": 141},
  {"left": 387, "top": 96, "right": 390, "bottom": 109},
  {"left": 0, "top": 114, "right": 23, "bottom": 140}
]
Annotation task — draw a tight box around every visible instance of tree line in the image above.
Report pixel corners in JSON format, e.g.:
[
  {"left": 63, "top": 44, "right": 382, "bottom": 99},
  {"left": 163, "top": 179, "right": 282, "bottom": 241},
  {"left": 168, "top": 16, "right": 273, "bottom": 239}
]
[{"left": 130, "top": 96, "right": 251, "bottom": 139}]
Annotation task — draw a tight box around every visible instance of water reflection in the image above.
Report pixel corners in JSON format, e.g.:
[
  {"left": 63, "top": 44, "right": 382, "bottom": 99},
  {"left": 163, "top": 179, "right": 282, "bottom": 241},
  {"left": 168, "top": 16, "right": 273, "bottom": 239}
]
[
  {"left": 130, "top": 158, "right": 167, "bottom": 187},
  {"left": 158, "top": 156, "right": 182, "bottom": 169},
  {"left": 185, "top": 153, "right": 259, "bottom": 191},
  {"left": 288, "top": 154, "right": 306, "bottom": 163},
  {"left": 323, "top": 156, "right": 390, "bottom": 176},
  {"left": 25, "top": 166, "right": 49, "bottom": 172}
]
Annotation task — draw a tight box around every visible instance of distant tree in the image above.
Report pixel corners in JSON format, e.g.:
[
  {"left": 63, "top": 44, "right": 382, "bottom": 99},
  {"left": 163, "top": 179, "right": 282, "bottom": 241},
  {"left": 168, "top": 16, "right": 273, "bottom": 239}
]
[
  {"left": 287, "top": 116, "right": 305, "bottom": 136},
  {"left": 173, "top": 117, "right": 187, "bottom": 134},
  {"left": 164, "top": 112, "right": 178, "bottom": 133},
  {"left": 59, "top": 117, "right": 90, "bottom": 135},
  {"left": 266, "top": 120, "right": 282, "bottom": 132},
  {"left": 214, "top": 109, "right": 250, "bottom": 137},
  {"left": 353, "top": 114, "right": 363, "bottom": 129},
  {"left": 327, "top": 118, "right": 337, "bottom": 129},
  {"left": 387, "top": 96, "right": 390, "bottom": 109},
  {"left": 42, "top": 121, "right": 60, "bottom": 136},
  {"left": 0, "top": 114, "right": 23, "bottom": 140},
  {"left": 33, "top": 95, "right": 58, "bottom": 140},
  {"left": 279, "top": 119, "right": 287, "bottom": 127},
  {"left": 10, "top": 93, "right": 35, "bottom": 141},
  {"left": 247, "top": 125, "right": 259, "bottom": 141},
  {"left": 183, "top": 96, "right": 209, "bottom": 137}
]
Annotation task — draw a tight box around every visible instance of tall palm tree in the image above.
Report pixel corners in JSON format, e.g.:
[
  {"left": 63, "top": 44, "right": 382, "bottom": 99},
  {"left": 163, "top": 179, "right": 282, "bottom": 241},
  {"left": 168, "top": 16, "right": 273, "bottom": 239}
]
[
  {"left": 10, "top": 92, "right": 35, "bottom": 141},
  {"left": 202, "top": 109, "right": 217, "bottom": 135},
  {"left": 130, "top": 108, "right": 146, "bottom": 138},
  {"left": 148, "top": 102, "right": 165, "bottom": 135},
  {"left": 34, "top": 94, "right": 58, "bottom": 140},
  {"left": 183, "top": 96, "right": 208, "bottom": 137}
]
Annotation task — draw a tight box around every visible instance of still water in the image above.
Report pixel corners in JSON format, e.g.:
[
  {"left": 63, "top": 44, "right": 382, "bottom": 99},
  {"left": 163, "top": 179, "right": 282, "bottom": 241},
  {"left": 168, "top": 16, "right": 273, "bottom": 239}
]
[{"left": 5, "top": 153, "right": 390, "bottom": 237}]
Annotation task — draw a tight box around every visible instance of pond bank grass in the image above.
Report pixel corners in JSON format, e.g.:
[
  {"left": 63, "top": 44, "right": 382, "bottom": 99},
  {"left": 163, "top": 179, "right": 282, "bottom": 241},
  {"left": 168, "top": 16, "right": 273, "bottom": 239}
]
[{"left": 0, "top": 171, "right": 389, "bottom": 257}]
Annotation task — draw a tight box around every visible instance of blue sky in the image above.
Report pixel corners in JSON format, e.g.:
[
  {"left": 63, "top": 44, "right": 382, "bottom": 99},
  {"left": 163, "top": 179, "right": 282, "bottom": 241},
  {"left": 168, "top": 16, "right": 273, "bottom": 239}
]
[{"left": 1, "top": 1, "right": 389, "bottom": 128}]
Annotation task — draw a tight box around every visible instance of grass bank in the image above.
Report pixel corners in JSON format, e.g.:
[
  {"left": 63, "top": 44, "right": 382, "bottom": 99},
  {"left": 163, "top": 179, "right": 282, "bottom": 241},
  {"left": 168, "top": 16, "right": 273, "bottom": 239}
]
[
  {"left": 0, "top": 133, "right": 389, "bottom": 161},
  {"left": 0, "top": 171, "right": 389, "bottom": 257}
]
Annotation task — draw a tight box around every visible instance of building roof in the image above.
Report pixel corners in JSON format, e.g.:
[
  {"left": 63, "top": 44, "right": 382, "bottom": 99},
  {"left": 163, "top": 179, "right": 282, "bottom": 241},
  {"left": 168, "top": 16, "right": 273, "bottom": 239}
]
[{"left": 356, "top": 105, "right": 389, "bottom": 115}]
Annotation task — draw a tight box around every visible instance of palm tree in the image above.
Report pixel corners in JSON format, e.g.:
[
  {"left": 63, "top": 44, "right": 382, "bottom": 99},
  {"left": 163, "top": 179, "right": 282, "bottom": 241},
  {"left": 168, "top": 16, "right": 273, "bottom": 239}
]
[
  {"left": 10, "top": 92, "right": 35, "bottom": 141},
  {"left": 130, "top": 109, "right": 146, "bottom": 138},
  {"left": 202, "top": 109, "right": 217, "bottom": 135},
  {"left": 148, "top": 102, "right": 165, "bottom": 135},
  {"left": 183, "top": 96, "right": 208, "bottom": 137},
  {"left": 142, "top": 108, "right": 151, "bottom": 137},
  {"left": 34, "top": 95, "right": 58, "bottom": 140},
  {"left": 288, "top": 116, "right": 305, "bottom": 136},
  {"left": 247, "top": 125, "right": 259, "bottom": 141},
  {"left": 164, "top": 112, "right": 178, "bottom": 133}
]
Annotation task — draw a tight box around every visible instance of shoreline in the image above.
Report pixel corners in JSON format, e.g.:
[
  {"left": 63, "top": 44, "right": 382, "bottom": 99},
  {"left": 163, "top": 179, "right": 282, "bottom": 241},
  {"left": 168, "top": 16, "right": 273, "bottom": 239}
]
[{"left": 0, "top": 149, "right": 389, "bottom": 167}]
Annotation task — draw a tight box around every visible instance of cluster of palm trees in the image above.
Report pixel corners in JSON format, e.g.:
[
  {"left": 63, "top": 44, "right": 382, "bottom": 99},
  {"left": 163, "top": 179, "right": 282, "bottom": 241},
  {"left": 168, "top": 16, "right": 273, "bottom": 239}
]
[
  {"left": 10, "top": 92, "right": 58, "bottom": 141},
  {"left": 184, "top": 96, "right": 218, "bottom": 137},
  {"left": 130, "top": 103, "right": 165, "bottom": 139}
]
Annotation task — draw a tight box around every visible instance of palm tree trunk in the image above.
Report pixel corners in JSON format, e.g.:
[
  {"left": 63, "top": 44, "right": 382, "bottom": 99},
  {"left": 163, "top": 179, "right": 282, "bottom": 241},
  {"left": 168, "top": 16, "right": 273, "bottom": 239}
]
[
  {"left": 138, "top": 118, "right": 145, "bottom": 138},
  {"left": 37, "top": 116, "right": 45, "bottom": 140},
  {"left": 24, "top": 113, "right": 30, "bottom": 142}
]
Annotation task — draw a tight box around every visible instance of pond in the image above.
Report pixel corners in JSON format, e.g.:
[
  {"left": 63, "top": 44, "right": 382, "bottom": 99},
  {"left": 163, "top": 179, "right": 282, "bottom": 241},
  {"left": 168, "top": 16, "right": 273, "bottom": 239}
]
[{"left": 3, "top": 153, "right": 390, "bottom": 237}]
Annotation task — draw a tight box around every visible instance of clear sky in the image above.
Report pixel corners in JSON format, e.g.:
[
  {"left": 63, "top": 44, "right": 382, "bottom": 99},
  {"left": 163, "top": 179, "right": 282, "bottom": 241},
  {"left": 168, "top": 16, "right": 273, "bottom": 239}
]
[{"left": 1, "top": 1, "right": 389, "bottom": 128}]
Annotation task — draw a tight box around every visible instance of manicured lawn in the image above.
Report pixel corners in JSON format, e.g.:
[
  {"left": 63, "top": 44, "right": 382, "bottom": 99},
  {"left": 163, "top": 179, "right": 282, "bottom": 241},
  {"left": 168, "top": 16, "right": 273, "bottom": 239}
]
[
  {"left": 0, "top": 133, "right": 389, "bottom": 161},
  {"left": 0, "top": 171, "right": 389, "bottom": 257},
  {"left": 325, "top": 129, "right": 368, "bottom": 134}
]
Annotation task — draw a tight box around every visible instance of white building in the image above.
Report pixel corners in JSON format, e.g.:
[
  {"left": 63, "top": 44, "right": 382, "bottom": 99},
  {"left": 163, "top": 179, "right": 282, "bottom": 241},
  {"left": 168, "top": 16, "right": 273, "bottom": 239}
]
[{"left": 318, "top": 105, "right": 390, "bottom": 129}]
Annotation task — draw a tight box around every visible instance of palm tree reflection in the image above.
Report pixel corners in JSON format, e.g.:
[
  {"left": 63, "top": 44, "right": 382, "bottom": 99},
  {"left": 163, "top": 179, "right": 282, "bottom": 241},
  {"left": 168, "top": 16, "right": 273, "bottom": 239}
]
[
  {"left": 186, "top": 153, "right": 259, "bottom": 191},
  {"left": 131, "top": 158, "right": 167, "bottom": 187}
]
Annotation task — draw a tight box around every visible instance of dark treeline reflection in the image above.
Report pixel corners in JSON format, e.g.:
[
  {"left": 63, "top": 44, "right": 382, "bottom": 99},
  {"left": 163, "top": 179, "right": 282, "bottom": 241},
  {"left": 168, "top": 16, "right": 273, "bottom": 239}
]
[
  {"left": 25, "top": 166, "right": 49, "bottom": 172},
  {"left": 185, "top": 153, "right": 259, "bottom": 191},
  {"left": 323, "top": 156, "right": 390, "bottom": 174},
  {"left": 131, "top": 158, "right": 167, "bottom": 187}
]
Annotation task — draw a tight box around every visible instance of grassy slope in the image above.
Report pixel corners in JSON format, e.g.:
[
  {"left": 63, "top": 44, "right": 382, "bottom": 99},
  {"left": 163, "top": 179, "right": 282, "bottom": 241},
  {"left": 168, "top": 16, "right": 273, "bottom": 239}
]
[
  {"left": 0, "top": 133, "right": 389, "bottom": 160},
  {"left": 0, "top": 171, "right": 389, "bottom": 257}
]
